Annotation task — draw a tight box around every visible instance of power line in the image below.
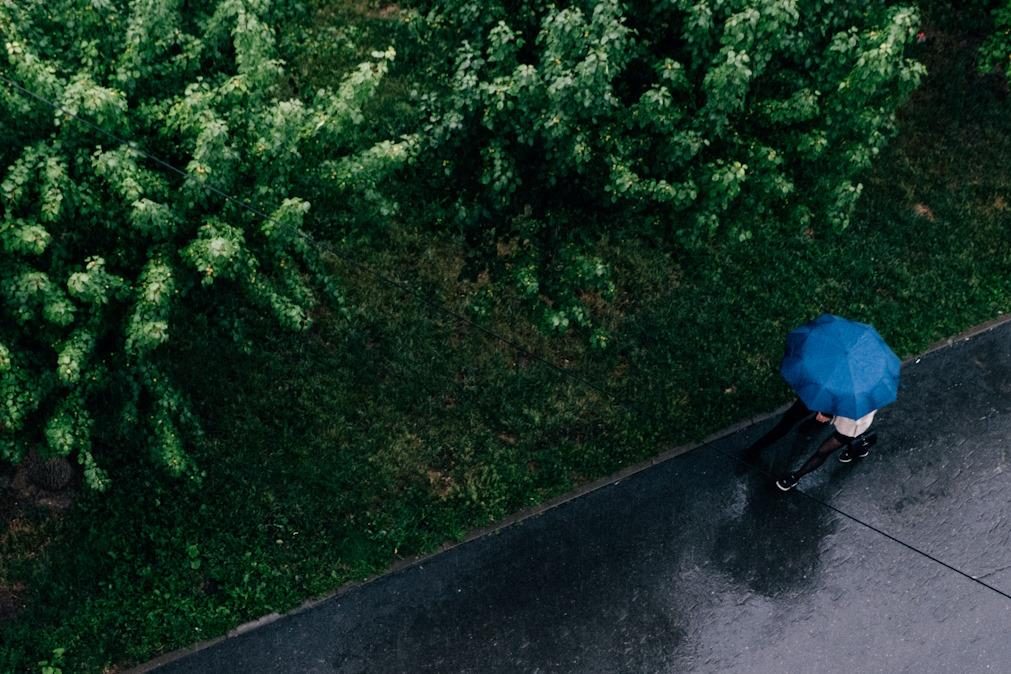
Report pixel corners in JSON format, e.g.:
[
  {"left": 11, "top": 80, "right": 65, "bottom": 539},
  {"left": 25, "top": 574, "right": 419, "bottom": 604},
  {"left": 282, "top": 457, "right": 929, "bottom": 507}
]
[{"left": 4, "top": 72, "right": 1009, "bottom": 604}]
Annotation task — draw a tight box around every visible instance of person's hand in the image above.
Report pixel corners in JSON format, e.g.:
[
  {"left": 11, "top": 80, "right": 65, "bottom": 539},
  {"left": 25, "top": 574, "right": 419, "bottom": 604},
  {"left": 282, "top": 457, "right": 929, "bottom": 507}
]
[{"left": 815, "top": 412, "right": 832, "bottom": 423}]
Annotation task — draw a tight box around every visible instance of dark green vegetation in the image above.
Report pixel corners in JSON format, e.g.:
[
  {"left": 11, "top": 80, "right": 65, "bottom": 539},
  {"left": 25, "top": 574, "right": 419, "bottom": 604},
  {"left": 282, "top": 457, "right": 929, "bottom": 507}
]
[
  {"left": 2, "top": 1, "right": 1011, "bottom": 672},
  {"left": 0, "top": 0, "right": 407, "bottom": 490},
  {"left": 979, "top": 0, "right": 1011, "bottom": 77}
]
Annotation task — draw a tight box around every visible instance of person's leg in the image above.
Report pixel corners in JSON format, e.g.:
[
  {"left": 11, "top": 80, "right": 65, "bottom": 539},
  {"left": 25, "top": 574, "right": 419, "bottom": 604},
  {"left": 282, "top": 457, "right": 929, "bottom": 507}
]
[
  {"left": 742, "top": 399, "right": 811, "bottom": 462},
  {"left": 775, "top": 432, "right": 850, "bottom": 490},
  {"left": 794, "top": 432, "right": 849, "bottom": 478}
]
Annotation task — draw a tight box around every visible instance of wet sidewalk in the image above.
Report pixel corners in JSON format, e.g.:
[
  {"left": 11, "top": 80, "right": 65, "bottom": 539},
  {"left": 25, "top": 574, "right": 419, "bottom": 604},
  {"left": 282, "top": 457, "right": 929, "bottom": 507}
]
[{"left": 140, "top": 319, "right": 1011, "bottom": 673}]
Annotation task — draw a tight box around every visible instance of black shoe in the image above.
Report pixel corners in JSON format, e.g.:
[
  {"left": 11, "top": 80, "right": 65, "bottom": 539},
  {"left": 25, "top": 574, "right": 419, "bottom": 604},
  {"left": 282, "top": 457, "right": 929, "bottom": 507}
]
[
  {"left": 775, "top": 473, "right": 799, "bottom": 491},
  {"left": 839, "top": 432, "right": 877, "bottom": 463}
]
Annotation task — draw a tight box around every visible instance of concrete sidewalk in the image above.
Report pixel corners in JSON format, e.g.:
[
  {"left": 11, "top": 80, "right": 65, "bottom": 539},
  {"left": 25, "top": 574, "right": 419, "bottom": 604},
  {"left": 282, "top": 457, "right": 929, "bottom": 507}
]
[{"left": 139, "top": 319, "right": 1011, "bottom": 673}]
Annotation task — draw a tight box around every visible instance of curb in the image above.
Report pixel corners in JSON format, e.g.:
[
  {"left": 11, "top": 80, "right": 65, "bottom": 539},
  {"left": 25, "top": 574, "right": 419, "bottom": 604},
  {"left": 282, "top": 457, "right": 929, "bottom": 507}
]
[{"left": 127, "top": 312, "right": 1011, "bottom": 673}]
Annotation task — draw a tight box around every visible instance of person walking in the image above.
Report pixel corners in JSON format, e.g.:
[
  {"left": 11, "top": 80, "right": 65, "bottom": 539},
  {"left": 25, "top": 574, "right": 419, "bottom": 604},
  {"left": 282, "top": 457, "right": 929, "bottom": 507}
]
[
  {"left": 748, "top": 314, "right": 900, "bottom": 492},
  {"left": 773, "top": 409, "right": 877, "bottom": 491},
  {"left": 739, "top": 399, "right": 877, "bottom": 490}
]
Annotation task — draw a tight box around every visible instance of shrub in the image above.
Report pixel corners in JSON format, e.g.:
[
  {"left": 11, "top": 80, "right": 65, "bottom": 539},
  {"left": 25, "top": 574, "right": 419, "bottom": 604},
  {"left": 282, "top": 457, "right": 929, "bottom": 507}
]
[
  {"left": 979, "top": 1, "right": 1011, "bottom": 78},
  {"left": 0, "top": 0, "right": 410, "bottom": 487},
  {"left": 416, "top": 0, "right": 925, "bottom": 332}
]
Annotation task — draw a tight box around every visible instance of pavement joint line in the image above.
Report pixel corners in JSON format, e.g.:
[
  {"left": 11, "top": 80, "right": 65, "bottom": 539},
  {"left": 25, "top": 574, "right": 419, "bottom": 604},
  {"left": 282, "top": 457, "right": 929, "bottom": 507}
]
[
  {"left": 705, "top": 431, "right": 1011, "bottom": 604},
  {"left": 795, "top": 491, "right": 1011, "bottom": 602},
  {"left": 707, "top": 314, "right": 1011, "bottom": 604}
]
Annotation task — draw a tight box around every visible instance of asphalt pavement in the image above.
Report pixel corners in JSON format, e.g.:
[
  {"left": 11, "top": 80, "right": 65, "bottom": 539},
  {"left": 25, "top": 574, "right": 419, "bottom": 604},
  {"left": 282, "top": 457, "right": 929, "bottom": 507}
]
[{"left": 138, "top": 318, "right": 1011, "bottom": 673}]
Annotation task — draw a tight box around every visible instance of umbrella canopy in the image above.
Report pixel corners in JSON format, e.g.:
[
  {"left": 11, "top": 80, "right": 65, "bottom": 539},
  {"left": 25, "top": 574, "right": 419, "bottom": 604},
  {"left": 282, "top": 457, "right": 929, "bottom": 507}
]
[{"left": 779, "top": 314, "right": 901, "bottom": 419}]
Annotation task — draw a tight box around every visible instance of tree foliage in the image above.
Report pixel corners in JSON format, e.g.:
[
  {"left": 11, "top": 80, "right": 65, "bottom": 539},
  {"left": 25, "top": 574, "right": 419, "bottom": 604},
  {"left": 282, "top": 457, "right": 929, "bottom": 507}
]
[
  {"left": 416, "top": 0, "right": 925, "bottom": 333},
  {"left": 979, "top": 1, "right": 1011, "bottom": 78},
  {"left": 0, "top": 0, "right": 409, "bottom": 487}
]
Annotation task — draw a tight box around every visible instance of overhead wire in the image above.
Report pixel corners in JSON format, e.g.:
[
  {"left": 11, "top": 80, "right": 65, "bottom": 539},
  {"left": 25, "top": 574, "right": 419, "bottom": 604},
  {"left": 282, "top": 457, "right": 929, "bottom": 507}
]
[{"left": 4, "top": 72, "right": 1010, "bottom": 603}]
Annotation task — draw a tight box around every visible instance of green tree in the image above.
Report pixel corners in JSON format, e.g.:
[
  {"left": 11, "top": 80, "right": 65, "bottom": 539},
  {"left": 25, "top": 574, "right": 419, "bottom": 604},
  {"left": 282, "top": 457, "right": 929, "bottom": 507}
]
[
  {"left": 0, "top": 0, "right": 410, "bottom": 487},
  {"left": 416, "top": 0, "right": 925, "bottom": 333},
  {"left": 979, "top": 1, "right": 1011, "bottom": 78}
]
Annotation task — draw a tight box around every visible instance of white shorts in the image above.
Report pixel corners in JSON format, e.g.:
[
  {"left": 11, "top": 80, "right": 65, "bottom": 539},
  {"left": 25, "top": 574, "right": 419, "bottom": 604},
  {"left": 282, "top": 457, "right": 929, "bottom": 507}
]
[{"left": 833, "top": 410, "right": 876, "bottom": 438}]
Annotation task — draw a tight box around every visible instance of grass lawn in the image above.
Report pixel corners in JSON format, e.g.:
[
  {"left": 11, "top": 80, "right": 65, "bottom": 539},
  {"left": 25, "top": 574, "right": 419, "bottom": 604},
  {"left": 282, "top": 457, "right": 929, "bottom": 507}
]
[{"left": 2, "top": 3, "right": 1010, "bottom": 672}]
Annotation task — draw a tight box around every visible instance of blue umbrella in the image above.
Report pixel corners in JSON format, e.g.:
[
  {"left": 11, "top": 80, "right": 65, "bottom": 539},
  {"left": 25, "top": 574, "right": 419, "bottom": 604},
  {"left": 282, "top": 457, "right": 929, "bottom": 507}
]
[{"left": 779, "top": 314, "right": 900, "bottom": 419}]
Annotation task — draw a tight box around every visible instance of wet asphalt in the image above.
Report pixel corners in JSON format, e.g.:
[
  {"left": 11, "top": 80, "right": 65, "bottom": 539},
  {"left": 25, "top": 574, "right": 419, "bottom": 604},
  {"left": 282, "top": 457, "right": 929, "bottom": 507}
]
[{"left": 144, "top": 319, "right": 1011, "bottom": 673}]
